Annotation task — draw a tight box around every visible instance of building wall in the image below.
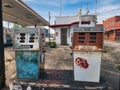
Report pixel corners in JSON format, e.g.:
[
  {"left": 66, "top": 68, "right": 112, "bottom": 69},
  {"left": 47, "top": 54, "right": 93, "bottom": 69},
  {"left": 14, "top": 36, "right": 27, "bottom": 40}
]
[
  {"left": 69, "top": 27, "right": 73, "bottom": 46},
  {"left": 55, "top": 25, "right": 77, "bottom": 46},
  {"left": 109, "top": 31, "right": 116, "bottom": 40},
  {"left": 79, "top": 15, "right": 96, "bottom": 27},
  {"left": 103, "top": 16, "right": 116, "bottom": 31},
  {"left": 55, "top": 16, "right": 79, "bottom": 24},
  {"left": 104, "top": 33, "right": 107, "bottom": 40},
  {"left": 103, "top": 16, "right": 120, "bottom": 41},
  {"left": 116, "top": 29, "right": 120, "bottom": 40},
  {"left": 67, "top": 27, "right": 71, "bottom": 45},
  {"left": 115, "top": 16, "right": 120, "bottom": 22},
  {"left": 54, "top": 16, "right": 79, "bottom": 45},
  {"left": 103, "top": 16, "right": 120, "bottom": 31},
  {"left": 55, "top": 28, "right": 61, "bottom": 44},
  {"left": 54, "top": 15, "right": 98, "bottom": 44},
  {"left": 55, "top": 26, "right": 70, "bottom": 45},
  {"left": 104, "top": 31, "right": 116, "bottom": 41},
  {"left": 79, "top": 21, "right": 95, "bottom": 27},
  {"left": 115, "top": 22, "right": 120, "bottom": 29}
]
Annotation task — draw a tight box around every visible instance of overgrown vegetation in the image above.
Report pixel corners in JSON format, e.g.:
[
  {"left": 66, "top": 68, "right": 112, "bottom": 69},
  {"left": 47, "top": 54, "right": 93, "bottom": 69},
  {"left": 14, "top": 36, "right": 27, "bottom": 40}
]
[
  {"left": 103, "top": 46, "right": 111, "bottom": 53},
  {"left": 13, "top": 23, "right": 27, "bottom": 28},
  {"left": 116, "top": 65, "right": 120, "bottom": 71},
  {"left": 112, "top": 53, "right": 120, "bottom": 60},
  {"left": 49, "top": 42, "right": 56, "bottom": 48}
]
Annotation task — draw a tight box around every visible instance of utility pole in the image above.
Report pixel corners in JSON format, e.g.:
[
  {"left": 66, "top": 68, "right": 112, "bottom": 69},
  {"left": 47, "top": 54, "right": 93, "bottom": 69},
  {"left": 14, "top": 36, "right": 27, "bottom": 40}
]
[
  {"left": 86, "top": 3, "right": 89, "bottom": 15},
  {"left": 95, "top": 0, "right": 97, "bottom": 15},
  {"left": 0, "top": 0, "right": 6, "bottom": 89},
  {"left": 8, "top": 22, "right": 9, "bottom": 29},
  {"left": 60, "top": 0, "right": 62, "bottom": 16},
  {"left": 95, "top": 0, "right": 97, "bottom": 24},
  {"left": 49, "top": 11, "right": 51, "bottom": 45}
]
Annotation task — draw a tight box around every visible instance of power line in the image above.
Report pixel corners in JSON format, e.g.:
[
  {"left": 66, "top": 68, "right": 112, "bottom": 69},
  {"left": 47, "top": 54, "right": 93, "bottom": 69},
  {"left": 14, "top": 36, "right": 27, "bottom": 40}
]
[{"left": 96, "top": 7, "right": 120, "bottom": 15}]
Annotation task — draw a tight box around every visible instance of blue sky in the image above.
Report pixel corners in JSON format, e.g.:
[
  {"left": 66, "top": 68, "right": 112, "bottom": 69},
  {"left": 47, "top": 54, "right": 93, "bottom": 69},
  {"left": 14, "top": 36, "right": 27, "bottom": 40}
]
[
  {"left": 22, "top": 0, "right": 120, "bottom": 24},
  {"left": 3, "top": 0, "right": 120, "bottom": 27}
]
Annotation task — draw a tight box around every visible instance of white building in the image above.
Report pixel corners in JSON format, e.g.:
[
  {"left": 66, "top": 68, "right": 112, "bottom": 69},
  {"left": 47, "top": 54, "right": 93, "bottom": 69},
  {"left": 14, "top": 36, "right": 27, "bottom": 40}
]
[{"left": 50, "top": 9, "right": 101, "bottom": 46}]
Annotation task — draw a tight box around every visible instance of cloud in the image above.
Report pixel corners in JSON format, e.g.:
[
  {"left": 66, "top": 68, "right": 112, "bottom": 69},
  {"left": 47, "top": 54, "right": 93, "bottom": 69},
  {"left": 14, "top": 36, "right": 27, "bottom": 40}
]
[
  {"left": 23, "top": 0, "right": 120, "bottom": 24},
  {"left": 63, "top": 0, "right": 82, "bottom": 5},
  {"left": 98, "top": 0, "right": 115, "bottom": 6},
  {"left": 96, "top": 2, "right": 120, "bottom": 23},
  {"left": 24, "top": 0, "right": 59, "bottom": 7},
  {"left": 84, "top": 0, "right": 119, "bottom": 23},
  {"left": 97, "top": 2, "right": 120, "bottom": 12}
]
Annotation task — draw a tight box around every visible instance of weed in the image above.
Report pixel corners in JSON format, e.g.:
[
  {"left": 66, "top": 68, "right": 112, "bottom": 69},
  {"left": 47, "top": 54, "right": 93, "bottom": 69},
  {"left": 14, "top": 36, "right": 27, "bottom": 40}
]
[{"left": 116, "top": 65, "right": 120, "bottom": 71}]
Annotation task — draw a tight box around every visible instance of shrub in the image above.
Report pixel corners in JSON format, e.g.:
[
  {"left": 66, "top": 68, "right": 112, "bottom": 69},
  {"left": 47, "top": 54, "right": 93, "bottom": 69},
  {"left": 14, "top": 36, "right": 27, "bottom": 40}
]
[{"left": 49, "top": 42, "right": 56, "bottom": 48}]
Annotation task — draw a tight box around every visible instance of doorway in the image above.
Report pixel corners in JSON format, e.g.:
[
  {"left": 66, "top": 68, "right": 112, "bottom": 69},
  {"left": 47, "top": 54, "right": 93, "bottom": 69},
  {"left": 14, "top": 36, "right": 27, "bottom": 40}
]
[{"left": 61, "top": 28, "right": 67, "bottom": 45}]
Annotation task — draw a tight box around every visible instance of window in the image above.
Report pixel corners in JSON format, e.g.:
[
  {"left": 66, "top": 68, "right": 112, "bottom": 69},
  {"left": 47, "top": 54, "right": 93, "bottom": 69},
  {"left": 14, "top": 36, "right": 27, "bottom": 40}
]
[
  {"left": 78, "top": 33, "right": 85, "bottom": 43},
  {"left": 89, "top": 32, "right": 96, "bottom": 43},
  {"left": 81, "top": 21, "right": 90, "bottom": 24}
]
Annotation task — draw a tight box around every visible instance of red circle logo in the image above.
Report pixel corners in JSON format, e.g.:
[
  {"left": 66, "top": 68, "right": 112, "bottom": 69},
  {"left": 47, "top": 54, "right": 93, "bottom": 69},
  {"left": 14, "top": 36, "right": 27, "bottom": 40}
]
[{"left": 75, "top": 57, "right": 89, "bottom": 69}]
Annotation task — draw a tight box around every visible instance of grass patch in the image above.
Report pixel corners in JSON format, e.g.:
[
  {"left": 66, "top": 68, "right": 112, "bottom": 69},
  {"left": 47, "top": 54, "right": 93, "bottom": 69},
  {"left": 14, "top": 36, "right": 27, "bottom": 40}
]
[
  {"left": 116, "top": 65, "right": 120, "bottom": 71},
  {"left": 103, "top": 46, "right": 111, "bottom": 53},
  {"left": 113, "top": 55, "right": 120, "bottom": 60}
]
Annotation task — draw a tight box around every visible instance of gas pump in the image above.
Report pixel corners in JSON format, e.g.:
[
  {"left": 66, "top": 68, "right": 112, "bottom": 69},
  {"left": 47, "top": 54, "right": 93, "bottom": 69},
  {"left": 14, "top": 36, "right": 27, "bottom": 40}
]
[
  {"left": 72, "top": 14, "right": 103, "bottom": 82},
  {"left": 72, "top": 27, "right": 103, "bottom": 82},
  {"left": 14, "top": 28, "right": 45, "bottom": 79}
]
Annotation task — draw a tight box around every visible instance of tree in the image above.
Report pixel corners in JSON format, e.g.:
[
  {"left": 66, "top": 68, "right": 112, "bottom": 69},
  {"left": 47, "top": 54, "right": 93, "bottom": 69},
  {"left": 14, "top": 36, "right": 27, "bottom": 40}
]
[
  {"left": 13, "top": 23, "right": 21, "bottom": 28},
  {"left": 21, "top": 25, "right": 27, "bottom": 28},
  {"left": 13, "top": 23, "right": 27, "bottom": 28}
]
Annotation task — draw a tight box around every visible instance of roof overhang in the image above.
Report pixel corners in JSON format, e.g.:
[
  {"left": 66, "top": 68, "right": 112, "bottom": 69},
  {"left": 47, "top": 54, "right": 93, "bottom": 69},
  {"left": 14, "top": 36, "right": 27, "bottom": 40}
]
[
  {"left": 50, "top": 22, "right": 79, "bottom": 28},
  {"left": 50, "top": 22, "right": 103, "bottom": 28},
  {"left": 2, "top": 0, "right": 49, "bottom": 26}
]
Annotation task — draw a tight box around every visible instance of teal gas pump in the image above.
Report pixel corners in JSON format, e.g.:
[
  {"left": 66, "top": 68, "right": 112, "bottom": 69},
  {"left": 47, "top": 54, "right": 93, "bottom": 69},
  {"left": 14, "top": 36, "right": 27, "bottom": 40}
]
[{"left": 14, "top": 28, "right": 45, "bottom": 79}]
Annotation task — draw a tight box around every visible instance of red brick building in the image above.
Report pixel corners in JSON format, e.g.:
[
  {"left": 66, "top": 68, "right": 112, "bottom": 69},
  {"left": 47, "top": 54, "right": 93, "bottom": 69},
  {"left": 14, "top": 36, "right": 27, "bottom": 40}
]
[{"left": 103, "top": 16, "right": 120, "bottom": 41}]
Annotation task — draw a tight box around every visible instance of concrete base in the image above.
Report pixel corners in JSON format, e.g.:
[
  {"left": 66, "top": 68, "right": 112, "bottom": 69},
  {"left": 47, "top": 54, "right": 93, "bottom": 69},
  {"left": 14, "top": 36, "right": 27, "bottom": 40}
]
[{"left": 9, "top": 70, "right": 108, "bottom": 90}]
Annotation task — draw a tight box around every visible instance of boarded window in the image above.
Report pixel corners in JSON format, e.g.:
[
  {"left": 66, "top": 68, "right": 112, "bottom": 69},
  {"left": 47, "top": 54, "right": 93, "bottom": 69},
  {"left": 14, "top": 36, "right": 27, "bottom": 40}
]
[
  {"left": 81, "top": 21, "right": 90, "bottom": 24},
  {"left": 89, "top": 32, "right": 96, "bottom": 43}
]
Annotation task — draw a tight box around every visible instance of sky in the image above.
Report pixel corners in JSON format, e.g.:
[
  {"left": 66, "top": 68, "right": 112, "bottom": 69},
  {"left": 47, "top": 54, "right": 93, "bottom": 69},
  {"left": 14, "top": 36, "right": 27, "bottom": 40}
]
[{"left": 3, "top": 0, "right": 120, "bottom": 27}]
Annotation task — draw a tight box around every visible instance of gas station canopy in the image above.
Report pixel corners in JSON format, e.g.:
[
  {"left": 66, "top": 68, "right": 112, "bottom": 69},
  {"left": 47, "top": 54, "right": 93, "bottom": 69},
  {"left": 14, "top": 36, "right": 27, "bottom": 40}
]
[{"left": 2, "top": 0, "right": 49, "bottom": 26}]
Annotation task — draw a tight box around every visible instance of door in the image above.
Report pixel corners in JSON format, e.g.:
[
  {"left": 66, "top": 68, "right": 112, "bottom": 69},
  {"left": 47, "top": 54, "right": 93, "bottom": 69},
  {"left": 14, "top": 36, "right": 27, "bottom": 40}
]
[
  {"left": 116, "top": 30, "right": 120, "bottom": 41},
  {"left": 61, "top": 28, "right": 67, "bottom": 45}
]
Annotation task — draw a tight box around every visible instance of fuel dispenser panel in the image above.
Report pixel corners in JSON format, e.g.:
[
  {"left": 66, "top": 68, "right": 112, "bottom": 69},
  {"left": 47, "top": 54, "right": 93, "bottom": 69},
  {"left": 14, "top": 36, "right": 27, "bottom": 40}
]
[
  {"left": 14, "top": 28, "right": 39, "bottom": 50},
  {"left": 16, "top": 51, "right": 39, "bottom": 79},
  {"left": 73, "top": 27, "right": 103, "bottom": 51}
]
